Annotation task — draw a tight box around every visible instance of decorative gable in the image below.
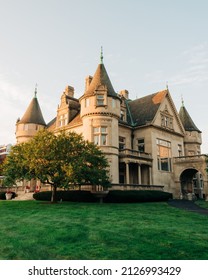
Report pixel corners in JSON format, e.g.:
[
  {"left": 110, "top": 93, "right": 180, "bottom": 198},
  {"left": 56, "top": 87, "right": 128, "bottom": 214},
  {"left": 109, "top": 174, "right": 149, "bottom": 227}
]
[
  {"left": 160, "top": 105, "right": 174, "bottom": 130},
  {"left": 153, "top": 91, "right": 185, "bottom": 135}
]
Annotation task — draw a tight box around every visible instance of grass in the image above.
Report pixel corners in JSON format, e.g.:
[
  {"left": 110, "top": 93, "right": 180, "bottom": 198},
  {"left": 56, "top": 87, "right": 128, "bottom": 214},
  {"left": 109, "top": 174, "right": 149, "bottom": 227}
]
[{"left": 0, "top": 200, "right": 208, "bottom": 260}]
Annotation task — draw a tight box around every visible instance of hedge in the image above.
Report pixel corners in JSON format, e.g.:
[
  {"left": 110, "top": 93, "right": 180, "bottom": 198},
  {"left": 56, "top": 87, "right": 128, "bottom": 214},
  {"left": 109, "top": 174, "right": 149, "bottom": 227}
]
[
  {"left": 105, "top": 190, "right": 172, "bottom": 203},
  {"left": 33, "top": 190, "right": 172, "bottom": 203}
]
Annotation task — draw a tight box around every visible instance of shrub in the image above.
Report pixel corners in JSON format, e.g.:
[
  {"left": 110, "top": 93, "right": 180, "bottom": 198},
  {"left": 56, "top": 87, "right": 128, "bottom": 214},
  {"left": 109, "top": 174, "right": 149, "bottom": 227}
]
[
  {"left": 104, "top": 190, "right": 172, "bottom": 203},
  {"left": 33, "top": 190, "right": 172, "bottom": 203},
  {"left": 33, "top": 190, "right": 97, "bottom": 202}
]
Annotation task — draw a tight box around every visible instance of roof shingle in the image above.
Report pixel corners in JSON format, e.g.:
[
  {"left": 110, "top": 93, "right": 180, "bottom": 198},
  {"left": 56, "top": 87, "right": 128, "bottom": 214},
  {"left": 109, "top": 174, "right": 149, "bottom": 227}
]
[{"left": 19, "top": 96, "right": 46, "bottom": 126}]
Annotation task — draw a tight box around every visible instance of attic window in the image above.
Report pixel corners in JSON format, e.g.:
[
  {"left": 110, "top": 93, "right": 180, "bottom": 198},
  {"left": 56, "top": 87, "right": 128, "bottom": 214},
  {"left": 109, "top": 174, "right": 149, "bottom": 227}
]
[
  {"left": 161, "top": 113, "right": 173, "bottom": 130},
  {"left": 120, "top": 110, "right": 126, "bottom": 121},
  {"left": 58, "top": 114, "right": 68, "bottom": 127}
]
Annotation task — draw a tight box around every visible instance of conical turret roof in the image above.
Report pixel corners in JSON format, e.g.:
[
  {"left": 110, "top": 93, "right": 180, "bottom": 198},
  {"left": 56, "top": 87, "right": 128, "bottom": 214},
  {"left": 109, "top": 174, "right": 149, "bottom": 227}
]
[
  {"left": 19, "top": 92, "right": 46, "bottom": 126},
  {"left": 179, "top": 104, "right": 201, "bottom": 133},
  {"left": 84, "top": 63, "right": 117, "bottom": 97}
]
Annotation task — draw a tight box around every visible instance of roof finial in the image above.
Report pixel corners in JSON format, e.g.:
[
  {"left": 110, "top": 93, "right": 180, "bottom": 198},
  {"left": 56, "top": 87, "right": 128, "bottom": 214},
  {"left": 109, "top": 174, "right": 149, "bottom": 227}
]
[
  {"left": 181, "top": 95, "right": 184, "bottom": 107},
  {"left": 166, "top": 81, "right": 169, "bottom": 90},
  {"left": 34, "top": 83, "right": 38, "bottom": 98},
  {"left": 100, "top": 46, "right": 103, "bottom": 64}
]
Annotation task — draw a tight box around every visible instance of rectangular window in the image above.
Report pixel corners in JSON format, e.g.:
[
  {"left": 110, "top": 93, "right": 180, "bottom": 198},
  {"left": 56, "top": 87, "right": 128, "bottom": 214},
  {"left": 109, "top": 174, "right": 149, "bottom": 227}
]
[
  {"left": 119, "top": 136, "right": 125, "bottom": 150},
  {"left": 58, "top": 114, "right": 68, "bottom": 127},
  {"left": 93, "top": 126, "right": 107, "bottom": 146},
  {"left": 94, "top": 135, "right": 99, "bottom": 145},
  {"left": 157, "top": 139, "right": 172, "bottom": 172},
  {"left": 120, "top": 110, "right": 125, "bottom": 121},
  {"left": 112, "top": 99, "right": 116, "bottom": 108},
  {"left": 101, "top": 134, "right": 107, "bottom": 145},
  {"left": 85, "top": 98, "right": 90, "bottom": 107},
  {"left": 97, "top": 94, "right": 104, "bottom": 106},
  {"left": 161, "top": 114, "right": 173, "bottom": 129},
  {"left": 24, "top": 124, "right": 29, "bottom": 131},
  {"left": 178, "top": 144, "right": 182, "bottom": 157},
  {"left": 137, "top": 138, "right": 145, "bottom": 153}
]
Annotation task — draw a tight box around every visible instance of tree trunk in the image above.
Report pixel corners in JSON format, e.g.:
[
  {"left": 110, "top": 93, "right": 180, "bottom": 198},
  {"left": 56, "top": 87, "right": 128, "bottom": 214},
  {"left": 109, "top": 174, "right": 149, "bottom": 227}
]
[{"left": 51, "top": 185, "right": 57, "bottom": 203}]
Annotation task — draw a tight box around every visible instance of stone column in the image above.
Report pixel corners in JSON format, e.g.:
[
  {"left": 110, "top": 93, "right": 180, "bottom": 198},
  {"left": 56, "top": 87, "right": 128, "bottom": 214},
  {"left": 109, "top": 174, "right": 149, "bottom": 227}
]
[
  {"left": 149, "top": 166, "right": 152, "bottom": 185},
  {"left": 138, "top": 164, "right": 141, "bottom": 184},
  {"left": 126, "top": 162, "right": 130, "bottom": 184}
]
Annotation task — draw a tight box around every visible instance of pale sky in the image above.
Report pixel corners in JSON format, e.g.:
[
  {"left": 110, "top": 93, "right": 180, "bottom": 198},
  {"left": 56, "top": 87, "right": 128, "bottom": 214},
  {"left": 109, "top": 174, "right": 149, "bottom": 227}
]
[{"left": 1, "top": 0, "right": 208, "bottom": 152}]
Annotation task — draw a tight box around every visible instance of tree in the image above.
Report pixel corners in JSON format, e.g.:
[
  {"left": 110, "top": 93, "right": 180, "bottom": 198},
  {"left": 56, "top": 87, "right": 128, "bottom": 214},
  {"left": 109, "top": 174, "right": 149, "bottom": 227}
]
[{"left": 3, "top": 130, "right": 111, "bottom": 202}]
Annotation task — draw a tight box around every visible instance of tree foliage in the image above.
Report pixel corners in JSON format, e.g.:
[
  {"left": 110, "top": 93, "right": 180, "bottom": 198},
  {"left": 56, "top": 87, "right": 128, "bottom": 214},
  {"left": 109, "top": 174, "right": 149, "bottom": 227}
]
[{"left": 3, "top": 130, "right": 111, "bottom": 202}]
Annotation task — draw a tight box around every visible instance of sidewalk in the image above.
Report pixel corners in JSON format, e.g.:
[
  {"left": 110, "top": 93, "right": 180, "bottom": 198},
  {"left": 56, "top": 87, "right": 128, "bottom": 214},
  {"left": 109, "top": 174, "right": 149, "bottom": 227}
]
[{"left": 168, "top": 199, "right": 208, "bottom": 216}]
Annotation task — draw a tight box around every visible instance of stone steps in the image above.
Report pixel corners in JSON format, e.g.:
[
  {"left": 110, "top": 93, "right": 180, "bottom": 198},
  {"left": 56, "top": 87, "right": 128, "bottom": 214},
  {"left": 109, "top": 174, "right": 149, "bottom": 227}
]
[{"left": 14, "top": 191, "right": 34, "bottom": 201}]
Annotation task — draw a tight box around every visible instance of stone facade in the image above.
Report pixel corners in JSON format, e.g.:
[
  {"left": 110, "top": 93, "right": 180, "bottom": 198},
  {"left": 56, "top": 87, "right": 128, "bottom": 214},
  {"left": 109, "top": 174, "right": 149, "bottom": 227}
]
[{"left": 15, "top": 57, "right": 208, "bottom": 199}]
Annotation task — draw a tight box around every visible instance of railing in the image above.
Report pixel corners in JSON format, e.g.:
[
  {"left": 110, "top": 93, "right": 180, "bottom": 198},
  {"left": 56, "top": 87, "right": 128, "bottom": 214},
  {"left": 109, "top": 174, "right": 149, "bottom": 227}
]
[
  {"left": 173, "top": 154, "right": 208, "bottom": 163},
  {"left": 119, "top": 148, "right": 152, "bottom": 159}
]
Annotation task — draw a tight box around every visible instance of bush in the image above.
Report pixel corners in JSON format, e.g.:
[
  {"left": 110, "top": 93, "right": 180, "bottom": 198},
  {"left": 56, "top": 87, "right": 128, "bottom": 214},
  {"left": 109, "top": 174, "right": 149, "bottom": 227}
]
[
  {"left": 33, "top": 190, "right": 97, "bottom": 202},
  {"left": 104, "top": 190, "right": 172, "bottom": 203},
  {"left": 0, "top": 191, "right": 16, "bottom": 200},
  {"left": 33, "top": 190, "right": 172, "bottom": 203}
]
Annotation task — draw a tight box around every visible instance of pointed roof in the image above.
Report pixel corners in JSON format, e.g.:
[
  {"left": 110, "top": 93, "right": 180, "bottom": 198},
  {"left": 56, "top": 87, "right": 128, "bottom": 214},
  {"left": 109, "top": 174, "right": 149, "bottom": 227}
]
[
  {"left": 19, "top": 92, "right": 46, "bottom": 126},
  {"left": 127, "top": 90, "right": 167, "bottom": 126},
  {"left": 84, "top": 63, "right": 117, "bottom": 97},
  {"left": 179, "top": 104, "right": 201, "bottom": 133}
]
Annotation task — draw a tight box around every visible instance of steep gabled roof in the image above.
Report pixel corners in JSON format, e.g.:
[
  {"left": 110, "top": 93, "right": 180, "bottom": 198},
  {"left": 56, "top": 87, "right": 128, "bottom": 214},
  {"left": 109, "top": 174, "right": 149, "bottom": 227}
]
[
  {"left": 84, "top": 63, "right": 117, "bottom": 97},
  {"left": 127, "top": 90, "right": 167, "bottom": 126},
  {"left": 19, "top": 95, "right": 46, "bottom": 126},
  {"left": 179, "top": 104, "right": 201, "bottom": 133}
]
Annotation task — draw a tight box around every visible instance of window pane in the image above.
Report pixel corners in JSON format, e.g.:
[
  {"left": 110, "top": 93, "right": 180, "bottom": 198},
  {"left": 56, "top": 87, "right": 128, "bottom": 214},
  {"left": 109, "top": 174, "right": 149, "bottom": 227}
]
[
  {"left": 101, "top": 135, "right": 107, "bottom": 145},
  {"left": 93, "top": 127, "right": 99, "bottom": 133},
  {"left": 97, "top": 95, "right": 104, "bottom": 105},
  {"left": 161, "top": 158, "right": 169, "bottom": 171},
  {"left": 94, "top": 135, "right": 99, "bottom": 145},
  {"left": 138, "top": 139, "right": 145, "bottom": 152}
]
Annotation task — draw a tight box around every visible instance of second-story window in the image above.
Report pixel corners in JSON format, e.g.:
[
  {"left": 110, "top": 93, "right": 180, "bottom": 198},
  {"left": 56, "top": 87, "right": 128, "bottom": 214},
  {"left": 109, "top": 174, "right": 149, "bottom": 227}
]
[
  {"left": 119, "top": 136, "right": 126, "bottom": 150},
  {"left": 157, "top": 139, "right": 172, "bottom": 172},
  {"left": 178, "top": 144, "right": 182, "bottom": 157},
  {"left": 137, "top": 138, "right": 145, "bottom": 153},
  {"left": 93, "top": 127, "right": 107, "bottom": 146}
]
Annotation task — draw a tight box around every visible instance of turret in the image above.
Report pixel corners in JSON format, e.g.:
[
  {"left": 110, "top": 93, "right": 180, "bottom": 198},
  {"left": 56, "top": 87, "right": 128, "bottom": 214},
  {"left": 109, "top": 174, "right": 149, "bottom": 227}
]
[
  {"left": 179, "top": 100, "right": 202, "bottom": 155},
  {"left": 79, "top": 49, "right": 121, "bottom": 183},
  {"left": 16, "top": 87, "right": 46, "bottom": 143}
]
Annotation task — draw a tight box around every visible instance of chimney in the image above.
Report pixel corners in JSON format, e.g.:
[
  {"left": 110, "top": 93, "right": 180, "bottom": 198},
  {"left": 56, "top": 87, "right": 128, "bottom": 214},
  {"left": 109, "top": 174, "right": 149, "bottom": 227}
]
[
  {"left": 119, "top": 90, "right": 129, "bottom": 99},
  {"left": 65, "top": 85, "right": 74, "bottom": 97},
  {"left": 85, "top": 75, "right": 93, "bottom": 91}
]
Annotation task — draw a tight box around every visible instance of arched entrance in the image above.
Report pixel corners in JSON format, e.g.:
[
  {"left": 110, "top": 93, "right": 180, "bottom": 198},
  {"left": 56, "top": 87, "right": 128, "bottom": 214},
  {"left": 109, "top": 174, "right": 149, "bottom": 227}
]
[{"left": 180, "top": 168, "right": 203, "bottom": 199}]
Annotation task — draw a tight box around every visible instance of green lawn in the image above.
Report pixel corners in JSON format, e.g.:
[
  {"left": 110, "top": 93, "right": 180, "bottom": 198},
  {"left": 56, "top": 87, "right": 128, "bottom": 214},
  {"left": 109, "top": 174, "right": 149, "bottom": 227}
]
[{"left": 0, "top": 200, "right": 208, "bottom": 260}]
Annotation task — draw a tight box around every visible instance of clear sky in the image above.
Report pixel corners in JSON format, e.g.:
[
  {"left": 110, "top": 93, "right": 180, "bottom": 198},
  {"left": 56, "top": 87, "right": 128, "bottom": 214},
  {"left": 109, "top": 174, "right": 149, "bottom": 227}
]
[{"left": 1, "top": 0, "right": 208, "bottom": 152}]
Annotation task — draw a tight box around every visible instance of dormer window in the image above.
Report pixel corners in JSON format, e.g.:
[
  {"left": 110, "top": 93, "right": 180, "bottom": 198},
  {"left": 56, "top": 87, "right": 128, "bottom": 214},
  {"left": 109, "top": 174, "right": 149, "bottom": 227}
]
[
  {"left": 120, "top": 110, "right": 126, "bottom": 121},
  {"left": 96, "top": 94, "right": 104, "bottom": 106},
  {"left": 58, "top": 114, "right": 68, "bottom": 127}
]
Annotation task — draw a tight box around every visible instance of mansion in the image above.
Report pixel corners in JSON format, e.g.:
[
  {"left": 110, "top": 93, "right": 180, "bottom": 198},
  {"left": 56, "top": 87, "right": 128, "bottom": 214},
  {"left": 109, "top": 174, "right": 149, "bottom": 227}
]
[{"left": 15, "top": 55, "right": 208, "bottom": 199}]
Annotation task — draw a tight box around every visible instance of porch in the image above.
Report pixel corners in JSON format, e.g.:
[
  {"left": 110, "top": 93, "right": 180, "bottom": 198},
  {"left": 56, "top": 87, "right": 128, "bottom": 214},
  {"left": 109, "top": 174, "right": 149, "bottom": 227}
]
[{"left": 119, "top": 148, "right": 153, "bottom": 185}]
